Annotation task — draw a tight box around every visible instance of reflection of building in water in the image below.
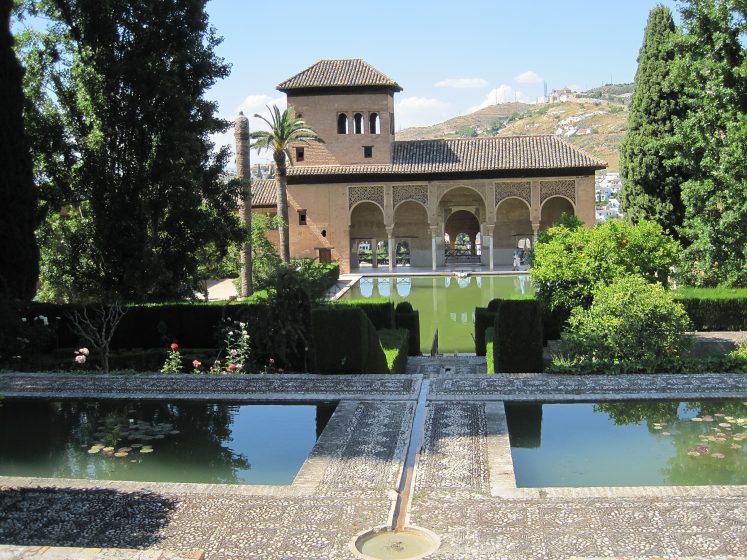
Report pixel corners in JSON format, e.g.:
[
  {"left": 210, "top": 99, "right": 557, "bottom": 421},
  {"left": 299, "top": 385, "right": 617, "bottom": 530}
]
[
  {"left": 457, "top": 276, "right": 471, "bottom": 289},
  {"left": 359, "top": 278, "right": 374, "bottom": 298},
  {"left": 505, "top": 403, "right": 543, "bottom": 448},
  {"left": 396, "top": 277, "right": 411, "bottom": 297},
  {"left": 377, "top": 278, "right": 391, "bottom": 298}
]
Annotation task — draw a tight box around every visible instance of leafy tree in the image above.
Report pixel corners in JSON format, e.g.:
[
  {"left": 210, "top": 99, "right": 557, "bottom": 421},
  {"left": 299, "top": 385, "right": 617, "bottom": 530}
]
[
  {"left": 456, "top": 125, "right": 477, "bottom": 138},
  {"left": 673, "top": 0, "right": 747, "bottom": 286},
  {"left": 250, "top": 106, "right": 324, "bottom": 262},
  {"left": 531, "top": 218, "right": 680, "bottom": 314},
  {"left": 0, "top": 0, "right": 39, "bottom": 301},
  {"left": 15, "top": 0, "right": 240, "bottom": 302},
  {"left": 620, "top": 5, "right": 689, "bottom": 237}
]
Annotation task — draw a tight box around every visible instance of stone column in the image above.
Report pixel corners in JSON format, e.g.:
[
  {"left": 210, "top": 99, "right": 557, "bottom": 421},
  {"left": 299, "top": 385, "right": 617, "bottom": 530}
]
[
  {"left": 386, "top": 227, "right": 395, "bottom": 272},
  {"left": 430, "top": 226, "right": 438, "bottom": 271},
  {"left": 234, "top": 112, "right": 252, "bottom": 298},
  {"left": 371, "top": 238, "right": 378, "bottom": 268},
  {"left": 532, "top": 223, "right": 540, "bottom": 248},
  {"left": 487, "top": 225, "right": 494, "bottom": 271}
]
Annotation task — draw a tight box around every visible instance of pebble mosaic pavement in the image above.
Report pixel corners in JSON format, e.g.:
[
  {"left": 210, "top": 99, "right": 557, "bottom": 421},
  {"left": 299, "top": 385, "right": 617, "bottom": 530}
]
[{"left": 0, "top": 365, "right": 745, "bottom": 559}]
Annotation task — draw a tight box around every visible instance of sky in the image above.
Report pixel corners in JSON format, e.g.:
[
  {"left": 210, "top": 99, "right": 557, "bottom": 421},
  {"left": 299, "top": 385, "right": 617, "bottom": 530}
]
[{"left": 207, "top": 0, "right": 680, "bottom": 163}]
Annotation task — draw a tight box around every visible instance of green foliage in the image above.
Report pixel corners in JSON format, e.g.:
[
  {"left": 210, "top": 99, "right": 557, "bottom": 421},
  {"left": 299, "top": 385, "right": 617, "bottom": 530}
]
[
  {"left": 378, "top": 328, "right": 408, "bottom": 373},
  {"left": 15, "top": 0, "right": 239, "bottom": 302},
  {"left": 531, "top": 218, "right": 680, "bottom": 316},
  {"left": 669, "top": 0, "right": 747, "bottom": 286},
  {"left": 560, "top": 276, "right": 691, "bottom": 364},
  {"left": 456, "top": 125, "right": 477, "bottom": 138},
  {"left": 394, "top": 302, "right": 420, "bottom": 356},
  {"left": 620, "top": 5, "right": 689, "bottom": 236},
  {"left": 290, "top": 259, "right": 339, "bottom": 301},
  {"left": 485, "top": 326, "right": 495, "bottom": 374},
  {"left": 673, "top": 294, "right": 747, "bottom": 331},
  {"left": 494, "top": 300, "right": 543, "bottom": 373},
  {"left": 0, "top": 1, "right": 39, "bottom": 301},
  {"left": 333, "top": 299, "right": 395, "bottom": 330},
  {"left": 251, "top": 213, "right": 284, "bottom": 286},
  {"left": 549, "top": 350, "right": 747, "bottom": 375},
  {"left": 161, "top": 348, "right": 182, "bottom": 374},
  {"left": 310, "top": 307, "right": 388, "bottom": 374}
]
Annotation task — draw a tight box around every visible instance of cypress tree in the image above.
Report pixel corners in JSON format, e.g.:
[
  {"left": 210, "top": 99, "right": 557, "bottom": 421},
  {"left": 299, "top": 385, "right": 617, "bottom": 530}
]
[
  {"left": 620, "top": 5, "right": 689, "bottom": 238},
  {"left": 0, "top": 0, "right": 39, "bottom": 301}
]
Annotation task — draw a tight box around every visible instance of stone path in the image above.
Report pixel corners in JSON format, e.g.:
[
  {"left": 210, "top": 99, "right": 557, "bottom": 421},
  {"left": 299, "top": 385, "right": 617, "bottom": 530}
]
[{"left": 0, "top": 369, "right": 745, "bottom": 559}]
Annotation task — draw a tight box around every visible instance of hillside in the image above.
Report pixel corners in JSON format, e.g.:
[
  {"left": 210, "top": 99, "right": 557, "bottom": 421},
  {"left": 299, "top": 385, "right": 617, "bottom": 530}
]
[{"left": 397, "top": 98, "right": 628, "bottom": 171}]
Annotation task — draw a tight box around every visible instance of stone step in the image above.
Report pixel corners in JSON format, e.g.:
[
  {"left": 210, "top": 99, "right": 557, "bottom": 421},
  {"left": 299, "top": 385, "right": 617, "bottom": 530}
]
[{"left": 0, "top": 545, "right": 204, "bottom": 560}]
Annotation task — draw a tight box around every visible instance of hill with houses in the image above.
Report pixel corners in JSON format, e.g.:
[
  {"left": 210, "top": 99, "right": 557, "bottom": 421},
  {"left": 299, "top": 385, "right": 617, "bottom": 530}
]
[{"left": 397, "top": 88, "right": 630, "bottom": 172}]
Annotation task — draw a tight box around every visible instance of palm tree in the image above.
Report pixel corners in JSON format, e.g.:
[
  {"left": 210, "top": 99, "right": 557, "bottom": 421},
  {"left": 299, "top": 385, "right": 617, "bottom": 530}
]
[{"left": 250, "top": 106, "right": 324, "bottom": 262}]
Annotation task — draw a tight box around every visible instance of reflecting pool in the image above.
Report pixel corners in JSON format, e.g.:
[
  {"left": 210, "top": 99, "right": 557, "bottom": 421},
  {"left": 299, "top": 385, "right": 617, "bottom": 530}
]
[
  {"left": 0, "top": 400, "right": 336, "bottom": 485},
  {"left": 506, "top": 400, "right": 747, "bottom": 487},
  {"left": 341, "top": 275, "right": 534, "bottom": 353}
]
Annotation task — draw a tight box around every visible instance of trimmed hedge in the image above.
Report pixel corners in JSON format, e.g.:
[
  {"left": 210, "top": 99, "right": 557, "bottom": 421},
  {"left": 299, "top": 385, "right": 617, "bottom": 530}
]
[
  {"left": 310, "top": 307, "right": 388, "bottom": 374},
  {"left": 485, "top": 327, "right": 495, "bottom": 374},
  {"left": 379, "top": 328, "right": 409, "bottom": 373},
  {"left": 673, "top": 296, "right": 747, "bottom": 331},
  {"left": 333, "top": 299, "right": 395, "bottom": 330},
  {"left": 474, "top": 306, "right": 497, "bottom": 356},
  {"left": 395, "top": 302, "right": 421, "bottom": 356},
  {"left": 494, "top": 299, "right": 544, "bottom": 373}
]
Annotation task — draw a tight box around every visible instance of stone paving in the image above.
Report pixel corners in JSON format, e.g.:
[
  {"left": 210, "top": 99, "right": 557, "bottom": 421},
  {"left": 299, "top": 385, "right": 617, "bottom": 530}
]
[{"left": 0, "top": 369, "right": 745, "bottom": 559}]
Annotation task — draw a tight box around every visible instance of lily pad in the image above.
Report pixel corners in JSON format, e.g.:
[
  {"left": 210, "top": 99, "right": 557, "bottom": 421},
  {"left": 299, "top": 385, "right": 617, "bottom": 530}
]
[
  {"left": 114, "top": 452, "right": 128, "bottom": 458},
  {"left": 140, "top": 448, "right": 154, "bottom": 454}
]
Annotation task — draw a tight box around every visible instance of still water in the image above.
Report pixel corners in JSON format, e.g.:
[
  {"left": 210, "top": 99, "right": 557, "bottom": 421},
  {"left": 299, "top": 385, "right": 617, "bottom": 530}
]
[
  {"left": 506, "top": 400, "right": 747, "bottom": 487},
  {"left": 0, "top": 400, "right": 336, "bottom": 485},
  {"left": 341, "top": 275, "right": 534, "bottom": 353}
]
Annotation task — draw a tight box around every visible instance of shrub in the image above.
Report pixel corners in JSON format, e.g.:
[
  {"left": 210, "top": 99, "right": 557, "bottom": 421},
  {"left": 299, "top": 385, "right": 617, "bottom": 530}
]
[
  {"left": 531, "top": 218, "right": 680, "bottom": 325},
  {"left": 494, "top": 300, "right": 543, "bottom": 372},
  {"left": 310, "top": 307, "right": 388, "bottom": 374},
  {"left": 672, "top": 289, "right": 747, "bottom": 331},
  {"left": 548, "top": 351, "right": 747, "bottom": 375},
  {"left": 560, "top": 276, "right": 691, "bottom": 363},
  {"left": 378, "top": 328, "right": 409, "bottom": 373},
  {"left": 333, "top": 299, "right": 395, "bottom": 329},
  {"left": 395, "top": 302, "right": 420, "bottom": 356},
  {"left": 291, "top": 259, "right": 340, "bottom": 301},
  {"left": 485, "top": 326, "right": 495, "bottom": 374},
  {"left": 474, "top": 307, "right": 497, "bottom": 355}
]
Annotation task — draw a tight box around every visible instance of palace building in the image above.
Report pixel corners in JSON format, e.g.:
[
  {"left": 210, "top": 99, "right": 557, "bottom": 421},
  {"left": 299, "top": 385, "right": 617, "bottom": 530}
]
[{"left": 237, "top": 59, "right": 605, "bottom": 273}]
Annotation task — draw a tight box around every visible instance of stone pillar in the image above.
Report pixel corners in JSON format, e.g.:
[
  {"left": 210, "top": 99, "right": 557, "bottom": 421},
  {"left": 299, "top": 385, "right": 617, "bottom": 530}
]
[
  {"left": 532, "top": 223, "right": 540, "bottom": 248},
  {"left": 386, "top": 227, "right": 395, "bottom": 272},
  {"left": 487, "top": 225, "right": 494, "bottom": 271},
  {"left": 371, "top": 238, "right": 378, "bottom": 268},
  {"left": 234, "top": 112, "right": 252, "bottom": 298},
  {"left": 430, "top": 226, "right": 438, "bottom": 271}
]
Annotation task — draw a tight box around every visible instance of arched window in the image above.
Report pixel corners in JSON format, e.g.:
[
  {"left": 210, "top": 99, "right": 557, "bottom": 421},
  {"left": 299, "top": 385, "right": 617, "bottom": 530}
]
[
  {"left": 354, "top": 113, "right": 364, "bottom": 134},
  {"left": 369, "top": 113, "right": 379, "bottom": 134},
  {"left": 337, "top": 113, "right": 348, "bottom": 134}
]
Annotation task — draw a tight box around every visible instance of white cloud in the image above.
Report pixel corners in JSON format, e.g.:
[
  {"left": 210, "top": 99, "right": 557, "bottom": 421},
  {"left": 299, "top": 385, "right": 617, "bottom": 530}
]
[
  {"left": 513, "top": 70, "right": 543, "bottom": 85},
  {"left": 467, "top": 85, "right": 534, "bottom": 113},
  {"left": 434, "top": 78, "right": 488, "bottom": 89},
  {"left": 395, "top": 96, "right": 451, "bottom": 129}
]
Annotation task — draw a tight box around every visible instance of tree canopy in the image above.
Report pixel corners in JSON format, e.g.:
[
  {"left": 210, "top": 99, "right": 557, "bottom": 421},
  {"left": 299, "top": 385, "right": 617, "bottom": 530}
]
[{"left": 15, "top": 0, "right": 241, "bottom": 302}]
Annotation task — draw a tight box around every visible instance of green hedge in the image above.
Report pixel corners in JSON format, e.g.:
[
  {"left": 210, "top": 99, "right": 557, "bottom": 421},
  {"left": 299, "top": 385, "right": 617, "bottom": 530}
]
[
  {"left": 310, "top": 307, "right": 388, "bottom": 374},
  {"left": 378, "top": 328, "right": 409, "bottom": 373},
  {"left": 395, "top": 302, "right": 420, "bottom": 356},
  {"left": 485, "top": 327, "right": 495, "bottom": 374},
  {"left": 673, "top": 296, "right": 747, "bottom": 331},
  {"left": 333, "top": 299, "right": 395, "bottom": 329},
  {"left": 494, "top": 300, "right": 544, "bottom": 373},
  {"left": 474, "top": 307, "right": 497, "bottom": 355}
]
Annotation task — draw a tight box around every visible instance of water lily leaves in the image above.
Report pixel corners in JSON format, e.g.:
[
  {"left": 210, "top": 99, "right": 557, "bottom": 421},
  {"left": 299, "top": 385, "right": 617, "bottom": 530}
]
[{"left": 114, "top": 452, "right": 128, "bottom": 458}]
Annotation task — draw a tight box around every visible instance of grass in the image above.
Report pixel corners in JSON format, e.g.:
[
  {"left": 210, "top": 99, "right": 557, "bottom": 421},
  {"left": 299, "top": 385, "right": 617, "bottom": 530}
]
[
  {"left": 485, "top": 327, "right": 495, "bottom": 374},
  {"left": 378, "top": 328, "right": 409, "bottom": 374},
  {"left": 673, "top": 286, "right": 747, "bottom": 299}
]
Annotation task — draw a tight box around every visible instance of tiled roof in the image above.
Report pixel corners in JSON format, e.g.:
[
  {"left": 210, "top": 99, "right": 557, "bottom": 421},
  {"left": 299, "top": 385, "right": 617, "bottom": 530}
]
[
  {"left": 251, "top": 179, "right": 276, "bottom": 207},
  {"left": 277, "top": 59, "right": 402, "bottom": 92},
  {"left": 286, "top": 136, "right": 606, "bottom": 177}
]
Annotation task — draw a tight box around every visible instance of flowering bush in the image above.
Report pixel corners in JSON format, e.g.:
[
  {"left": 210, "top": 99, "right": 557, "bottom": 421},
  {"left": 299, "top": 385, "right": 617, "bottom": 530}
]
[
  {"left": 161, "top": 342, "right": 182, "bottom": 374},
  {"left": 73, "top": 347, "right": 89, "bottom": 366},
  {"left": 219, "top": 319, "right": 251, "bottom": 374}
]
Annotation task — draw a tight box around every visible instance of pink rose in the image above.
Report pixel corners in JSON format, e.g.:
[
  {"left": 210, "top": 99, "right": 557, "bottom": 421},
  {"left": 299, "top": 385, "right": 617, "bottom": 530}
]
[
  {"left": 268, "top": 357, "right": 275, "bottom": 365},
  {"left": 227, "top": 363, "right": 237, "bottom": 372},
  {"left": 170, "top": 342, "right": 179, "bottom": 351},
  {"left": 192, "top": 360, "right": 202, "bottom": 369},
  {"left": 277, "top": 368, "right": 284, "bottom": 373},
  {"left": 75, "top": 354, "right": 86, "bottom": 364},
  {"left": 79, "top": 347, "right": 90, "bottom": 356}
]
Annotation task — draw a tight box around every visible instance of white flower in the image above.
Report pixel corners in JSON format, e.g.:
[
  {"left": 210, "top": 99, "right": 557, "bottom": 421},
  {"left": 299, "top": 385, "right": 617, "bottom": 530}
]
[
  {"left": 21, "top": 318, "right": 27, "bottom": 322},
  {"left": 75, "top": 354, "right": 86, "bottom": 364},
  {"left": 79, "top": 347, "right": 90, "bottom": 356}
]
